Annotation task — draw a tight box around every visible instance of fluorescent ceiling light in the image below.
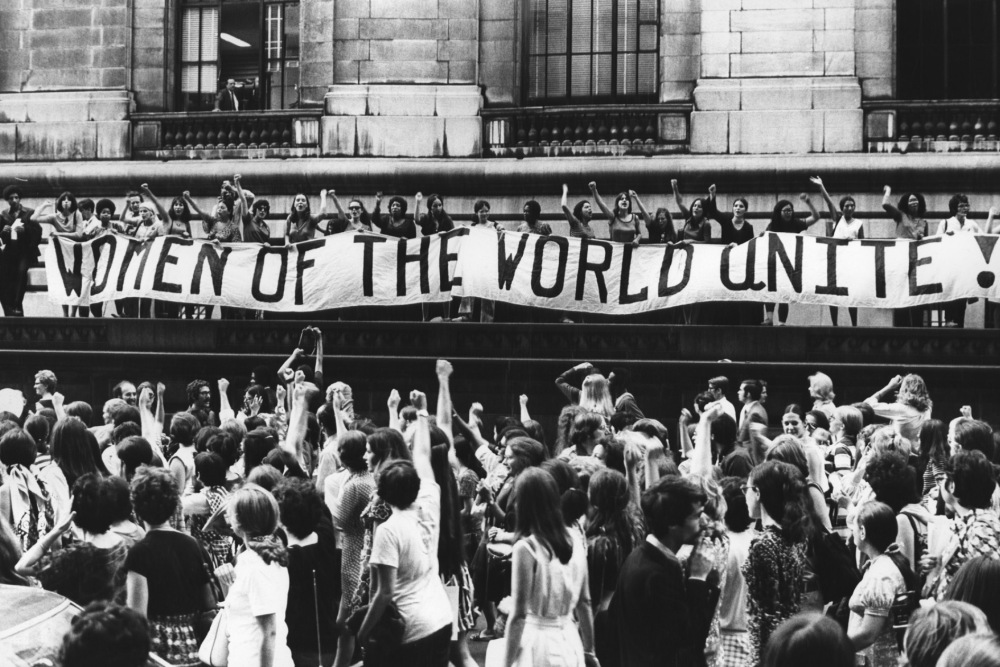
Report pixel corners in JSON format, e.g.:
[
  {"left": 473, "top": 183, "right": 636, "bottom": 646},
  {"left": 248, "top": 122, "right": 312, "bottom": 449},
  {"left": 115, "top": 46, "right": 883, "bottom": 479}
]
[{"left": 220, "top": 32, "right": 251, "bottom": 47}]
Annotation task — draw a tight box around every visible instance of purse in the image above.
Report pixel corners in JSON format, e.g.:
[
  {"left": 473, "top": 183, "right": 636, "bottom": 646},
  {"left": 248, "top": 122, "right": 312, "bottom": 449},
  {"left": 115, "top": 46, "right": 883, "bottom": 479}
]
[
  {"left": 198, "top": 607, "right": 229, "bottom": 667},
  {"left": 346, "top": 601, "right": 406, "bottom": 649}
]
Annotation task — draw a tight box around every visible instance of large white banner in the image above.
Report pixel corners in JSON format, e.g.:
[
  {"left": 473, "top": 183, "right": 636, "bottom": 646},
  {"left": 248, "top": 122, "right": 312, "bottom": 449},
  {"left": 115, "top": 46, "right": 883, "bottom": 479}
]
[{"left": 45, "top": 228, "right": 1000, "bottom": 313}]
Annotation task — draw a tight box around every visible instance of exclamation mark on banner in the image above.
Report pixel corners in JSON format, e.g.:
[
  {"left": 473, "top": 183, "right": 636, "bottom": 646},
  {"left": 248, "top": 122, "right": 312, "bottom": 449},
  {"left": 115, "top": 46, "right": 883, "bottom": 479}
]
[{"left": 975, "top": 236, "right": 999, "bottom": 288}]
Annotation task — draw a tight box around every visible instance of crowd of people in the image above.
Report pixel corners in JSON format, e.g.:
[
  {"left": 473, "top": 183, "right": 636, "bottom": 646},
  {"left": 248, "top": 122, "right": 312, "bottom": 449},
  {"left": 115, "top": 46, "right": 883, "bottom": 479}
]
[
  {"left": 3, "top": 176, "right": 999, "bottom": 325},
  {"left": 2, "top": 333, "right": 1000, "bottom": 667}
]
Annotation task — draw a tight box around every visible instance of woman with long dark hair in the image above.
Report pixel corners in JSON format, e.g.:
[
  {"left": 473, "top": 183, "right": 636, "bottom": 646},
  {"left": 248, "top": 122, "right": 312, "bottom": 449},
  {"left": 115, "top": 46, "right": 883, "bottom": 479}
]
[
  {"left": 45, "top": 418, "right": 109, "bottom": 523},
  {"left": 882, "top": 185, "right": 930, "bottom": 327},
  {"left": 762, "top": 194, "right": 822, "bottom": 326},
  {"left": 743, "top": 460, "right": 812, "bottom": 664},
  {"left": 504, "top": 467, "right": 596, "bottom": 667}
]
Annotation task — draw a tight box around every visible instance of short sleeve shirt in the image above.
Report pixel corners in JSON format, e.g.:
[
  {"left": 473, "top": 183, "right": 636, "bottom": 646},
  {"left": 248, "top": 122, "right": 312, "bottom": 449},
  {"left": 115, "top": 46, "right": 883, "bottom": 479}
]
[
  {"left": 122, "top": 530, "right": 208, "bottom": 617},
  {"left": 516, "top": 221, "right": 552, "bottom": 235}
]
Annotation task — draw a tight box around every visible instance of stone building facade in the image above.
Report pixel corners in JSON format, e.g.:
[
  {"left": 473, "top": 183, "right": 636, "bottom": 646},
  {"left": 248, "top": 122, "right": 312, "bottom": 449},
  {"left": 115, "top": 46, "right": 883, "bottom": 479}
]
[{"left": 0, "top": 0, "right": 907, "bottom": 160}]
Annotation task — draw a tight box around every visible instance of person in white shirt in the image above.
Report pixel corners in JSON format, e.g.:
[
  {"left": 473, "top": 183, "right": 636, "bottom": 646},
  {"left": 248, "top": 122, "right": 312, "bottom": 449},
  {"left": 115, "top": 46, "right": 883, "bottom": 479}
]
[
  {"left": 812, "top": 176, "right": 866, "bottom": 327},
  {"left": 934, "top": 194, "right": 981, "bottom": 327},
  {"left": 707, "top": 376, "right": 737, "bottom": 423}
]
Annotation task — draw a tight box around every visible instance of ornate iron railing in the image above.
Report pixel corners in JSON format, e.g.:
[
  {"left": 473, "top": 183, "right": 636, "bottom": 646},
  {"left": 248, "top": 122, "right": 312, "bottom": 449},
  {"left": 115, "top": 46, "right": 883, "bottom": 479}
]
[
  {"left": 864, "top": 100, "right": 1000, "bottom": 153},
  {"left": 482, "top": 104, "right": 690, "bottom": 157},
  {"left": 132, "top": 110, "right": 322, "bottom": 159}
]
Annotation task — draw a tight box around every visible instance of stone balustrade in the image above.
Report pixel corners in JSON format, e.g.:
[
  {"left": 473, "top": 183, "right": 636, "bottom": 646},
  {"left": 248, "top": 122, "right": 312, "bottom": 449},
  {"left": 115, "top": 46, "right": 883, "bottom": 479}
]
[
  {"left": 131, "top": 110, "right": 322, "bottom": 159},
  {"left": 865, "top": 101, "right": 1000, "bottom": 153},
  {"left": 482, "top": 104, "right": 691, "bottom": 157}
]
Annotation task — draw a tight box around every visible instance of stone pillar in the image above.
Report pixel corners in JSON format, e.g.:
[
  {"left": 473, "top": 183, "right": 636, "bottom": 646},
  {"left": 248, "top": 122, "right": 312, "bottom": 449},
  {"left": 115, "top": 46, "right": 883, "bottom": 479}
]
[
  {"left": 323, "top": 0, "right": 483, "bottom": 157},
  {"left": 0, "top": 0, "right": 132, "bottom": 161},
  {"left": 690, "top": 0, "right": 863, "bottom": 154},
  {"left": 299, "top": 0, "right": 336, "bottom": 108}
]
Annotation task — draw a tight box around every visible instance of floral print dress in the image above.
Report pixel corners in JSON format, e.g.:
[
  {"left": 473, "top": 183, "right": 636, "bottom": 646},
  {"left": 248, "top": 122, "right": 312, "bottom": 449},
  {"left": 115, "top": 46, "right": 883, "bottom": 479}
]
[{"left": 742, "top": 526, "right": 807, "bottom": 665}]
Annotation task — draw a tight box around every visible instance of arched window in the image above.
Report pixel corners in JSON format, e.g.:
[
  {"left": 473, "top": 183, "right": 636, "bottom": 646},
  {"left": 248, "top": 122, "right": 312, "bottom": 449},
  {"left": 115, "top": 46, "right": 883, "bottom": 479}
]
[
  {"left": 898, "top": 0, "right": 1000, "bottom": 99},
  {"left": 524, "top": 0, "right": 659, "bottom": 104},
  {"left": 178, "top": 0, "right": 300, "bottom": 111}
]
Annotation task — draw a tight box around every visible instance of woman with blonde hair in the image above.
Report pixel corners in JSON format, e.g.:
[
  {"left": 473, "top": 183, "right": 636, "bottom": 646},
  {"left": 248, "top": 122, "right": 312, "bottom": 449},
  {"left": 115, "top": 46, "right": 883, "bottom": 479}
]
[
  {"left": 225, "top": 483, "right": 293, "bottom": 667},
  {"left": 579, "top": 374, "right": 614, "bottom": 420},
  {"left": 865, "top": 373, "right": 932, "bottom": 444}
]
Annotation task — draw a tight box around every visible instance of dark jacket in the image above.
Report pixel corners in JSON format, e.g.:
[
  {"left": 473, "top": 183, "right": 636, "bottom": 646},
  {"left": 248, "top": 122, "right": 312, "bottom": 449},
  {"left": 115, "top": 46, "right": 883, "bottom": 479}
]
[{"left": 609, "top": 540, "right": 718, "bottom": 667}]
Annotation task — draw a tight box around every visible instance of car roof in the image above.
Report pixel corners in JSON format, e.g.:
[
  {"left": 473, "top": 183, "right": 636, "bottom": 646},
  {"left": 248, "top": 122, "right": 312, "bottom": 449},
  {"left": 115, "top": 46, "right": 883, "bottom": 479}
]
[{"left": 0, "top": 584, "right": 80, "bottom": 637}]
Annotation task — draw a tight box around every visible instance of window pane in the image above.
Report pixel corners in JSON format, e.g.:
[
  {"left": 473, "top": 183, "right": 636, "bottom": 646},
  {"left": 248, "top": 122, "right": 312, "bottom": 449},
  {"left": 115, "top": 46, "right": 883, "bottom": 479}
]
[
  {"left": 266, "top": 4, "right": 283, "bottom": 62},
  {"left": 638, "top": 52, "right": 656, "bottom": 93},
  {"left": 202, "top": 7, "right": 218, "bottom": 60},
  {"left": 639, "top": 23, "right": 656, "bottom": 51},
  {"left": 547, "top": 55, "right": 567, "bottom": 97},
  {"left": 529, "top": 56, "right": 547, "bottom": 99},
  {"left": 548, "top": 0, "right": 568, "bottom": 54},
  {"left": 618, "top": 0, "right": 638, "bottom": 53},
  {"left": 617, "top": 53, "right": 636, "bottom": 95},
  {"left": 593, "top": 0, "right": 612, "bottom": 52},
  {"left": 284, "top": 3, "right": 299, "bottom": 60},
  {"left": 594, "top": 53, "right": 612, "bottom": 95},
  {"left": 571, "top": 54, "right": 591, "bottom": 96},
  {"left": 571, "top": 0, "right": 592, "bottom": 53},
  {"left": 529, "top": 0, "right": 547, "bottom": 55},
  {"left": 638, "top": 0, "right": 656, "bottom": 22}
]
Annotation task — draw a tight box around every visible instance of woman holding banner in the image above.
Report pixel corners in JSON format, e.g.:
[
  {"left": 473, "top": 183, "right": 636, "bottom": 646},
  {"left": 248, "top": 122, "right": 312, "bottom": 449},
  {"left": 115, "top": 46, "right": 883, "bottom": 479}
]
[
  {"left": 933, "top": 194, "right": 980, "bottom": 328},
  {"left": 882, "top": 185, "right": 930, "bottom": 327},
  {"left": 588, "top": 181, "right": 646, "bottom": 245},
  {"left": 372, "top": 192, "right": 418, "bottom": 239},
  {"left": 762, "top": 194, "right": 822, "bottom": 326},
  {"left": 285, "top": 189, "right": 344, "bottom": 244},
  {"left": 456, "top": 199, "right": 500, "bottom": 323},
  {"left": 812, "top": 176, "right": 865, "bottom": 327},
  {"left": 705, "top": 183, "right": 758, "bottom": 325}
]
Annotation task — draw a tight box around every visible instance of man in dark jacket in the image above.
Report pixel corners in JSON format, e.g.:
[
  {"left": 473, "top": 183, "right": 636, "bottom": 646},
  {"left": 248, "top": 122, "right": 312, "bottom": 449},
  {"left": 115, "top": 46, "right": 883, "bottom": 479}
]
[
  {"left": 609, "top": 475, "right": 719, "bottom": 667},
  {"left": 0, "top": 184, "right": 42, "bottom": 316}
]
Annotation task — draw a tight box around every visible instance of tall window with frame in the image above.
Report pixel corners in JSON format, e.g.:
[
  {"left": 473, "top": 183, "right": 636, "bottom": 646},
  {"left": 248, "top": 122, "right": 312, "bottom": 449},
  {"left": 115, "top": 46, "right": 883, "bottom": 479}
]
[
  {"left": 178, "top": 0, "right": 300, "bottom": 111},
  {"left": 524, "top": 0, "right": 659, "bottom": 104},
  {"left": 897, "top": 0, "right": 1000, "bottom": 99}
]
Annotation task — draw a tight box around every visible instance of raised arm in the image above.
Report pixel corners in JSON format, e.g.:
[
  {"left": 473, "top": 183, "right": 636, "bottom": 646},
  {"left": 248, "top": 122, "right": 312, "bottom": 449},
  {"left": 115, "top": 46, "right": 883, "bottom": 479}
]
[
  {"left": 283, "top": 378, "right": 310, "bottom": 466},
  {"left": 799, "top": 193, "right": 823, "bottom": 227},
  {"left": 233, "top": 174, "right": 249, "bottom": 220},
  {"left": 410, "top": 389, "right": 434, "bottom": 482},
  {"left": 987, "top": 206, "right": 1000, "bottom": 234},
  {"left": 692, "top": 404, "right": 722, "bottom": 478},
  {"left": 312, "top": 328, "right": 324, "bottom": 386},
  {"left": 588, "top": 181, "right": 614, "bottom": 220},
  {"left": 412, "top": 192, "right": 423, "bottom": 237},
  {"left": 278, "top": 347, "right": 306, "bottom": 381},
  {"left": 678, "top": 409, "right": 694, "bottom": 460},
  {"left": 519, "top": 394, "right": 531, "bottom": 424},
  {"left": 882, "top": 185, "right": 903, "bottom": 222},
  {"left": 435, "top": 360, "right": 454, "bottom": 445},
  {"left": 810, "top": 176, "right": 839, "bottom": 224},
  {"left": 29, "top": 202, "right": 56, "bottom": 225},
  {"left": 217, "top": 378, "right": 234, "bottom": 422},
  {"left": 328, "top": 189, "right": 348, "bottom": 223},
  {"left": 141, "top": 184, "right": 171, "bottom": 224},
  {"left": 330, "top": 390, "right": 349, "bottom": 442},
  {"left": 387, "top": 389, "right": 402, "bottom": 433},
  {"left": 182, "top": 191, "right": 212, "bottom": 234},
  {"left": 630, "top": 190, "right": 651, "bottom": 244},
  {"left": 138, "top": 386, "right": 160, "bottom": 445},
  {"left": 866, "top": 374, "right": 903, "bottom": 404},
  {"left": 561, "top": 184, "right": 583, "bottom": 231},
  {"left": 671, "top": 179, "right": 691, "bottom": 220}
]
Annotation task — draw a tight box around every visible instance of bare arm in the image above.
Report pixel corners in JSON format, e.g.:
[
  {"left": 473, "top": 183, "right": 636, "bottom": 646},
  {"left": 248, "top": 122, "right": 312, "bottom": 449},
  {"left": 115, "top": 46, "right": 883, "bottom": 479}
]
[
  {"left": 799, "top": 193, "right": 822, "bottom": 227},
  {"left": 410, "top": 390, "right": 434, "bottom": 482},
  {"left": 328, "top": 189, "right": 348, "bottom": 223},
  {"left": 126, "top": 571, "right": 149, "bottom": 617},
  {"left": 630, "top": 190, "right": 652, "bottom": 243},
  {"left": 692, "top": 404, "right": 722, "bottom": 477},
  {"left": 30, "top": 202, "right": 56, "bottom": 225},
  {"left": 217, "top": 378, "right": 234, "bottom": 422},
  {"left": 678, "top": 410, "right": 694, "bottom": 459},
  {"left": 141, "top": 184, "right": 171, "bottom": 224},
  {"left": 313, "top": 328, "right": 324, "bottom": 384},
  {"left": 358, "top": 565, "right": 396, "bottom": 647},
  {"left": 561, "top": 184, "right": 582, "bottom": 231},
  {"left": 882, "top": 185, "right": 903, "bottom": 222},
  {"left": 256, "top": 613, "right": 278, "bottom": 667},
  {"left": 387, "top": 389, "right": 402, "bottom": 433},
  {"left": 987, "top": 206, "right": 1000, "bottom": 234},
  {"left": 412, "top": 193, "right": 423, "bottom": 237},
  {"left": 435, "top": 360, "right": 454, "bottom": 445},
  {"left": 283, "top": 380, "right": 309, "bottom": 463},
  {"left": 15, "top": 511, "right": 74, "bottom": 575},
  {"left": 519, "top": 394, "right": 531, "bottom": 424},
  {"left": 278, "top": 347, "right": 305, "bottom": 380},
  {"left": 182, "top": 192, "right": 212, "bottom": 234},
  {"left": 810, "top": 176, "right": 839, "bottom": 225},
  {"left": 588, "top": 181, "right": 614, "bottom": 220},
  {"left": 644, "top": 435, "right": 666, "bottom": 489},
  {"left": 671, "top": 179, "right": 691, "bottom": 220},
  {"left": 233, "top": 174, "right": 249, "bottom": 218},
  {"left": 504, "top": 541, "right": 535, "bottom": 667}
]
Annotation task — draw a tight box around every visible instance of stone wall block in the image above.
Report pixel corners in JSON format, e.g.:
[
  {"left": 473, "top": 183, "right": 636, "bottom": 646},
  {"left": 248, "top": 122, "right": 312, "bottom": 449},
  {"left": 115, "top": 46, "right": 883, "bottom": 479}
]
[
  {"left": 435, "top": 85, "right": 482, "bottom": 116},
  {"left": 438, "top": 0, "right": 478, "bottom": 19},
  {"left": 700, "top": 53, "right": 730, "bottom": 78},
  {"left": 444, "top": 117, "right": 481, "bottom": 156},
  {"left": 700, "top": 32, "right": 738, "bottom": 55},
  {"left": 448, "top": 60, "right": 476, "bottom": 84},
  {"left": 661, "top": 56, "right": 698, "bottom": 82},
  {"left": 360, "top": 60, "right": 448, "bottom": 84},
  {"left": 335, "top": 18, "right": 360, "bottom": 39},
  {"left": 702, "top": 0, "right": 742, "bottom": 10},
  {"left": 449, "top": 18, "right": 478, "bottom": 40},
  {"left": 335, "top": 60, "right": 361, "bottom": 84},
  {"left": 663, "top": 33, "right": 701, "bottom": 57},
  {"left": 701, "top": 10, "right": 732, "bottom": 34},
  {"left": 367, "top": 85, "right": 437, "bottom": 116},
  {"left": 814, "top": 29, "right": 854, "bottom": 52},
  {"left": 860, "top": 77, "right": 892, "bottom": 99},
  {"left": 32, "top": 8, "right": 93, "bottom": 30},
  {"left": 334, "top": 39, "right": 370, "bottom": 61},
  {"left": 29, "top": 29, "right": 101, "bottom": 49},
  {"left": 856, "top": 50, "right": 891, "bottom": 78},
  {"left": 479, "top": 62, "right": 516, "bottom": 104},
  {"left": 16, "top": 122, "right": 97, "bottom": 160},
  {"left": 370, "top": 0, "right": 437, "bottom": 19},
  {"left": 320, "top": 116, "right": 357, "bottom": 156},
  {"left": 481, "top": 0, "right": 517, "bottom": 21},
  {"left": 94, "top": 47, "right": 128, "bottom": 69},
  {"left": 732, "top": 110, "right": 813, "bottom": 153},
  {"left": 0, "top": 96, "right": 27, "bottom": 123},
  {"left": 360, "top": 18, "right": 447, "bottom": 40},
  {"left": 825, "top": 7, "right": 855, "bottom": 29},
  {"left": 96, "top": 120, "right": 130, "bottom": 159},
  {"left": 740, "top": 79, "right": 812, "bottom": 110},
  {"left": 823, "top": 109, "right": 863, "bottom": 151},
  {"left": 855, "top": 29, "right": 889, "bottom": 52},
  {"left": 481, "top": 18, "right": 516, "bottom": 41},
  {"left": 438, "top": 39, "right": 477, "bottom": 62},
  {"left": 690, "top": 111, "right": 730, "bottom": 153},
  {"left": 659, "top": 81, "right": 695, "bottom": 103},
  {"left": 815, "top": 0, "right": 855, "bottom": 7},
  {"left": 812, "top": 77, "right": 862, "bottom": 108},
  {"left": 730, "top": 9, "right": 825, "bottom": 32},
  {"left": 824, "top": 51, "right": 854, "bottom": 76},
  {"left": 369, "top": 39, "right": 438, "bottom": 61},
  {"left": 30, "top": 47, "right": 93, "bottom": 70},
  {"left": 742, "top": 0, "right": 806, "bottom": 8},
  {"left": 741, "top": 30, "right": 812, "bottom": 53},
  {"left": 731, "top": 52, "right": 824, "bottom": 77},
  {"left": 355, "top": 116, "right": 444, "bottom": 156},
  {"left": 325, "top": 85, "right": 369, "bottom": 115},
  {"left": 659, "top": 113, "right": 689, "bottom": 141},
  {"left": 0, "top": 11, "right": 30, "bottom": 30},
  {"left": 336, "top": 0, "right": 371, "bottom": 19},
  {"left": 693, "top": 80, "right": 740, "bottom": 109},
  {"left": 132, "top": 121, "right": 160, "bottom": 150},
  {"left": 662, "top": 12, "right": 701, "bottom": 35}
]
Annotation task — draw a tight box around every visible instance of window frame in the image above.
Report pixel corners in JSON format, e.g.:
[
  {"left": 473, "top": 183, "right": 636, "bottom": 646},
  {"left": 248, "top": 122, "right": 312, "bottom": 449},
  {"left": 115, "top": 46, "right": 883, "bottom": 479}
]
[
  {"left": 175, "top": 0, "right": 300, "bottom": 112},
  {"left": 897, "top": 0, "right": 1000, "bottom": 100},
  {"left": 521, "top": 0, "right": 660, "bottom": 106}
]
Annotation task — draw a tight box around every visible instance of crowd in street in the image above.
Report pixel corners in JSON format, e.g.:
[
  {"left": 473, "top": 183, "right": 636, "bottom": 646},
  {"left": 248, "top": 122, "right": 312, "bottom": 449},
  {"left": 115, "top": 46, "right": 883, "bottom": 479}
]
[
  {"left": 2, "top": 331, "right": 1000, "bottom": 666},
  {"left": 3, "top": 176, "right": 999, "bottom": 325}
]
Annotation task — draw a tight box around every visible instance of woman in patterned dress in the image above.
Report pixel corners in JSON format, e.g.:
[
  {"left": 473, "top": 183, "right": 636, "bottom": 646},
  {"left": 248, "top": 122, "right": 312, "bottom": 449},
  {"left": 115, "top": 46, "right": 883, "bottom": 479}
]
[
  {"left": 184, "top": 452, "right": 233, "bottom": 570},
  {"left": 742, "top": 461, "right": 811, "bottom": 664}
]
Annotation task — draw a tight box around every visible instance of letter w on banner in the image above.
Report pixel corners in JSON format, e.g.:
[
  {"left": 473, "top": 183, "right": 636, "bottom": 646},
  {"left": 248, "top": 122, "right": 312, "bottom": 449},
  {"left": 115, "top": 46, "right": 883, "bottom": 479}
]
[{"left": 46, "top": 229, "right": 1000, "bottom": 313}]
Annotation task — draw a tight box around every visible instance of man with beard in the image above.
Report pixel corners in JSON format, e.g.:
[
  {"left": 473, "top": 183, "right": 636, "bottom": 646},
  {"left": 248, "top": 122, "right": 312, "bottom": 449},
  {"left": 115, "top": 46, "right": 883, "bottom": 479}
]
[
  {"left": 0, "top": 184, "right": 42, "bottom": 316},
  {"left": 186, "top": 379, "right": 218, "bottom": 427}
]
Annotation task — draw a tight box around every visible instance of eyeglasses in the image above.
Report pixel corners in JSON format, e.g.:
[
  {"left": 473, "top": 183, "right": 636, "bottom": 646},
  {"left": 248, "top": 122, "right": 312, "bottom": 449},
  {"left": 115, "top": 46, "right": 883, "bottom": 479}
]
[
  {"left": 740, "top": 484, "right": 757, "bottom": 493},
  {"left": 199, "top": 389, "right": 212, "bottom": 395},
  {"left": 349, "top": 206, "right": 361, "bottom": 211},
  {"left": 805, "top": 423, "right": 817, "bottom": 432}
]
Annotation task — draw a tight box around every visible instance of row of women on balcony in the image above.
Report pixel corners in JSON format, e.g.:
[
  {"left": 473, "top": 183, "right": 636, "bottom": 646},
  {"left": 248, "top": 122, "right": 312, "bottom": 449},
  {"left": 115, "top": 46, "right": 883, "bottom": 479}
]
[{"left": 13, "top": 174, "right": 1000, "bottom": 326}]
